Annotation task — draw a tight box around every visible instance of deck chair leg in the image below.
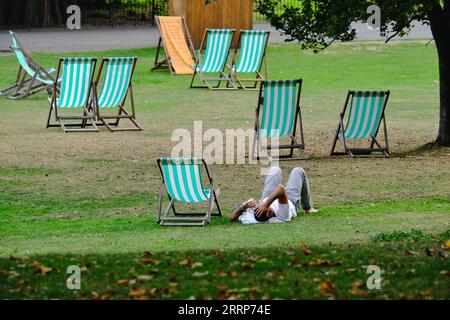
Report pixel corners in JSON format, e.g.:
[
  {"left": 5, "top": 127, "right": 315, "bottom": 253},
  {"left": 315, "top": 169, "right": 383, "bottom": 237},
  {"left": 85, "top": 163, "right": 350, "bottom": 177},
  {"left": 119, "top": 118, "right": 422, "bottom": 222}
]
[
  {"left": 330, "top": 128, "right": 340, "bottom": 156},
  {"left": 190, "top": 70, "right": 197, "bottom": 88},
  {"left": 157, "top": 181, "right": 164, "bottom": 223},
  {"left": 46, "top": 105, "right": 54, "bottom": 128}
]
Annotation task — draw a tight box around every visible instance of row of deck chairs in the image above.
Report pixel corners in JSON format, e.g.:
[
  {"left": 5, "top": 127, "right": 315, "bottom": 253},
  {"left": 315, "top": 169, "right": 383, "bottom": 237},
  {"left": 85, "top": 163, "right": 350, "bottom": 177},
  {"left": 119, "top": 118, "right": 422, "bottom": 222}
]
[
  {"left": 47, "top": 57, "right": 142, "bottom": 132},
  {"left": 152, "top": 16, "right": 270, "bottom": 90},
  {"left": 157, "top": 82, "right": 390, "bottom": 227},
  {"left": 252, "top": 80, "right": 390, "bottom": 159}
]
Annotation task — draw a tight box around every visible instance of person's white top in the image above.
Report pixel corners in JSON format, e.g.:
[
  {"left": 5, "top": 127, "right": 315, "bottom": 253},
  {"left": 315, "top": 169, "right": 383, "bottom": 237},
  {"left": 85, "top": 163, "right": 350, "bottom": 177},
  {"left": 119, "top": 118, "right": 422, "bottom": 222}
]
[{"left": 238, "top": 198, "right": 297, "bottom": 224}]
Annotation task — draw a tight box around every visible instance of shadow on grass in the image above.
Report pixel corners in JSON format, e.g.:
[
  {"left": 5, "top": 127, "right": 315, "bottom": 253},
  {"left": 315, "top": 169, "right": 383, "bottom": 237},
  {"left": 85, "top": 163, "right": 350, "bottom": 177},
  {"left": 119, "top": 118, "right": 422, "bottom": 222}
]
[
  {"left": 1, "top": 230, "right": 449, "bottom": 300},
  {"left": 395, "top": 141, "right": 450, "bottom": 158}
]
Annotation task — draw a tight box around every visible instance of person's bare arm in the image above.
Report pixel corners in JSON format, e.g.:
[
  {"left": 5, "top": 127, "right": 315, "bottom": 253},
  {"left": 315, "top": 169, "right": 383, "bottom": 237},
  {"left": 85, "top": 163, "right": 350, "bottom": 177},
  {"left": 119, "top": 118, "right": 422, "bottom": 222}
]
[
  {"left": 254, "top": 184, "right": 288, "bottom": 218},
  {"left": 229, "top": 198, "right": 257, "bottom": 222}
]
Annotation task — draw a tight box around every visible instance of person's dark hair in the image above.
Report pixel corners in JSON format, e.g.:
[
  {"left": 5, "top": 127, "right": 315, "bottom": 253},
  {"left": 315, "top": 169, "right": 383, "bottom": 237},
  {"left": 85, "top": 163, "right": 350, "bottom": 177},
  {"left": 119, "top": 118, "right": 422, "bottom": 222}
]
[{"left": 255, "top": 212, "right": 270, "bottom": 222}]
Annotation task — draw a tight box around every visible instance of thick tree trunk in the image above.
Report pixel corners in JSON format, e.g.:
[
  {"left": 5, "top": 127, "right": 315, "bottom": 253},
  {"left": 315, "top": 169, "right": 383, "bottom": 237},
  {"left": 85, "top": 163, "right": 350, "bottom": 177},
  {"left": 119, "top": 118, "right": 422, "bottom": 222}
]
[{"left": 430, "top": 2, "right": 450, "bottom": 146}]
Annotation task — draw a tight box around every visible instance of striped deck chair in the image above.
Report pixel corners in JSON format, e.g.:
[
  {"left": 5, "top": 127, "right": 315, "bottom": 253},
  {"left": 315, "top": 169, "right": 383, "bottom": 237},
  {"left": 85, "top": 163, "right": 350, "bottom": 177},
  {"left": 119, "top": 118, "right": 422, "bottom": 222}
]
[
  {"left": 91, "top": 57, "right": 142, "bottom": 132},
  {"left": 252, "top": 80, "right": 307, "bottom": 160},
  {"left": 157, "top": 158, "right": 221, "bottom": 227},
  {"left": 152, "top": 16, "right": 196, "bottom": 75},
  {"left": 229, "top": 30, "right": 270, "bottom": 90},
  {"left": 46, "top": 57, "right": 98, "bottom": 132},
  {"left": 190, "top": 29, "right": 237, "bottom": 90},
  {"left": 1, "top": 31, "right": 58, "bottom": 100},
  {"left": 330, "top": 90, "right": 391, "bottom": 157}
]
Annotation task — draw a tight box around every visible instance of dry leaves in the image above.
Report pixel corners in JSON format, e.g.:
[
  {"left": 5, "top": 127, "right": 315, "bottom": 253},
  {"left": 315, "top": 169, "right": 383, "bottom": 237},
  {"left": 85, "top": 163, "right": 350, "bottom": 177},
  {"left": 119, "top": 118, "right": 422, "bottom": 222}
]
[
  {"left": 440, "top": 270, "right": 450, "bottom": 279},
  {"left": 179, "top": 259, "right": 191, "bottom": 266},
  {"left": 405, "top": 250, "right": 420, "bottom": 256},
  {"left": 442, "top": 240, "right": 450, "bottom": 250},
  {"left": 318, "top": 280, "right": 335, "bottom": 296},
  {"left": 31, "top": 261, "right": 53, "bottom": 275},
  {"left": 305, "top": 259, "right": 329, "bottom": 267},
  {"left": 346, "top": 268, "right": 357, "bottom": 275},
  {"left": 298, "top": 242, "right": 312, "bottom": 256},
  {"left": 348, "top": 279, "right": 366, "bottom": 296},
  {"left": 128, "top": 287, "right": 148, "bottom": 299},
  {"left": 117, "top": 279, "right": 130, "bottom": 286},
  {"left": 191, "top": 262, "right": 204, "bottom": 269}
]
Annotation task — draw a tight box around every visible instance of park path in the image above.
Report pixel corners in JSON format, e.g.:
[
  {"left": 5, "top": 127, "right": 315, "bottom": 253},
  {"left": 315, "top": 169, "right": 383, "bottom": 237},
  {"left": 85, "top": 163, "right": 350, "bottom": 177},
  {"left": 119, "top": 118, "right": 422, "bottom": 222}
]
[{"left": 0, "top": 22, "right": 432, "bottom": 53}]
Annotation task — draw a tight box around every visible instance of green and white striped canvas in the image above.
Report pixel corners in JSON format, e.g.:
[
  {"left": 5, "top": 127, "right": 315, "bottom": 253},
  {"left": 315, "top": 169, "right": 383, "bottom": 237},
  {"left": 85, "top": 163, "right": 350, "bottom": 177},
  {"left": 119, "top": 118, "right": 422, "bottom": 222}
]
[
  {"left": 197, "top": 29, "right": 234, "bottom": 73},
  {"left": 235, "top": 30, "right": 268, "bottom": 73},
  {"left": 9, "top": 32, "right": 54, "bottom": 85},
  {"left": 160, "top": 158, "right": 210, "bottom": 203},
  {"left": 58, "top": 57, "right": 95, "bottom": 108},
  {"left": 343, "top": 91, "right": 386, "bottom": 140},
  {"left": 259, "top": 80, "right": 299, "bottom": 138},
  {"left": 97, "top": 57, "right": 135, "bottom": 109}
]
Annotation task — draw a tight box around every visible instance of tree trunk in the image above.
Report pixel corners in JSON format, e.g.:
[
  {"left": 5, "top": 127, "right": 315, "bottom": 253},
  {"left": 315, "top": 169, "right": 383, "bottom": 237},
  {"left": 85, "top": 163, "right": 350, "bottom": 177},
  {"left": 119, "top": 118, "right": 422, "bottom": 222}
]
[{"left": 430, "top": 2, "right": 450, "bottom": 146}]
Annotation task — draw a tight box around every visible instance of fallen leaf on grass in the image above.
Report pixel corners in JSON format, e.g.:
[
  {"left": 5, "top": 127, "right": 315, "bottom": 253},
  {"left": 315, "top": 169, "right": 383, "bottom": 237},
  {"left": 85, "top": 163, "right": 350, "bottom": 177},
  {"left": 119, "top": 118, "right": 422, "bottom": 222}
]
[
  {"left": 419, "top": 289, "right": 433, "bottom": 298},
  {"left": 305, "top": 259, "right": 329, "bottom": 267},
  {"left": 241, "top": 262, "right": 254, "bottom": 270},
  {"left": 192, "top": 271, "right": 209, "bottom": 277},
  {"left": 348, "top": 280, "right": 367, "bottom": 296},
  {"left": 288, "top": 258, "right": 301, "bottom": 267},
  {"left": 137, "top": 275, "right": 153, "bottom": 281},
  {"left": 191, "top": 262, "right": 204, "bottom": 268},
  {"left": 117, "top": 279, "right": 129, "bottom": 286},
  {"left": 442, "top": 240, "right": 450, "bottom": 250},
  {"left": 298, "top": 242, "right": 312, "bottom": 256},
  {"left": 179, "top": 259, "right": 191, "bottom": 266},
  {"left": 128, "top": 287, "right": 149, "bottom": 299},
  {"left": 405, "top": 250, "right": 419, "bottom": 256},
  {"left": 318, "top": 280, "right": 335, "bottom": 296},
  {"left": 91, "top": 291, "right": 115, "bottom": 300},
  {"left": 31, "top": 261, "right": 53, "bottom": 275},
  {"left": 142, "top": 251, "right": 153, "bottom": 259},
  {"left": 346, "top": 268, "right": 357, "bottom": 275}
]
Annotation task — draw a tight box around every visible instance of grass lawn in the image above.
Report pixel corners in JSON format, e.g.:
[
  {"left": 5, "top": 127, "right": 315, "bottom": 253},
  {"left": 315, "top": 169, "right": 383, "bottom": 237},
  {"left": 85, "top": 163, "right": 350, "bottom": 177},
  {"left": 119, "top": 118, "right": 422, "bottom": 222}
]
[{"left": 0, "top": 40, "right": 449, "bottom": 299}]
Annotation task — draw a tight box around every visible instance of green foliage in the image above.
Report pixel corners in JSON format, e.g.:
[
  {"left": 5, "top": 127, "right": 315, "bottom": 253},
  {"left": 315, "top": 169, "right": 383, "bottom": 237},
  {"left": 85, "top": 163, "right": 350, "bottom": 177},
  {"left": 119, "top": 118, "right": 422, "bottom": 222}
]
[
  {"left": 256, "top": 0, "right": 436, "bottom": 51},
  {"left": 371, "top": 229, "right": 432, "bottom": 242},
  {"left": 1, "top": 238, "right": 449, "bottom": 299}
]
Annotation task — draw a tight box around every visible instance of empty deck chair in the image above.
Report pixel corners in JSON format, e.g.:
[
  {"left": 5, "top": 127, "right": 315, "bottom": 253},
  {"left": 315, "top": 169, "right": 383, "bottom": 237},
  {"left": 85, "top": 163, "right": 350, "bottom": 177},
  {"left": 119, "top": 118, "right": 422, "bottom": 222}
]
[
  {"left": 252, "top": 80, "right": 306, "bottom": 160},
  {"left": 330, "top": 90, "right": 391, "bottom": 157},
  {"left": 0, "top": 31, "right": 58, "bottom": 100},
  {"left": 157, "top": 158, "right": 221, "bottom": 227},
  {"left": 229, "top": 30, "right": 270, "bottom": 90},
  {"left": 190, "top": 29, "right": 237, "bottom": 90},
  {"left": 91, "top": 57, "right": 142, "bottom": 131},
  {"left": 152, "top": 16, "right": 196, "bottom": 75},
  {"left": 46, "top": 57, "right": 98, "bottom": 132}
]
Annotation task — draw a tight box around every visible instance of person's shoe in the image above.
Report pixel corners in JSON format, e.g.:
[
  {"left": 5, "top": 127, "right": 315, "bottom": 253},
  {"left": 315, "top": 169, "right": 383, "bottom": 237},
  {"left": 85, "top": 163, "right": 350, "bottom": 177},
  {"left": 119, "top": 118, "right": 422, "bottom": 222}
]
[{"left": 304, "top": 208, "right": 318, "bottom": 214}]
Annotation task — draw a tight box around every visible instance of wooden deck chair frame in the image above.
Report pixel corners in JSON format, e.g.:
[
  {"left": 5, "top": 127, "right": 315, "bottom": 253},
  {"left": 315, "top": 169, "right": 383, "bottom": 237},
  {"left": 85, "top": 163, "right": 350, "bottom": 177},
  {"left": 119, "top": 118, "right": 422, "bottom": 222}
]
[
  {"left": 190, "top": 29, "right": 237, "bottom": 90},
  {"left": 90, "top": 57, "right": 143, "bottom": 132},
  {"left": 1, "top": 31, "right": 59, "bottom": 100},
  {"left": 156, "top": 158, "right": 222, "bottom": 227},
  {"left": 330, "top": 90, "right": 391, "bottom": 157},
  {"left": 46, "top": 58, "right": 98, "bottom": 133},
  {"left": 228, "top": 30, "right": 270, "bottom": 91},
  {"left": 152, "top": 16, "right": 196, "bottom": 74},
  {"left": 252, "top": 79, "right": 307, "bottom": 161}
]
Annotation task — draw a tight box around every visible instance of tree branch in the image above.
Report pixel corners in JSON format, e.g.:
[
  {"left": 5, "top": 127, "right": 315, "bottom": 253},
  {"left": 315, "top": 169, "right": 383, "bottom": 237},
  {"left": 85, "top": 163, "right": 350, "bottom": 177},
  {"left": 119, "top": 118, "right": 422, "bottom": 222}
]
[{"left": 384, "top": 18, "right": 414, "bottom": 43}]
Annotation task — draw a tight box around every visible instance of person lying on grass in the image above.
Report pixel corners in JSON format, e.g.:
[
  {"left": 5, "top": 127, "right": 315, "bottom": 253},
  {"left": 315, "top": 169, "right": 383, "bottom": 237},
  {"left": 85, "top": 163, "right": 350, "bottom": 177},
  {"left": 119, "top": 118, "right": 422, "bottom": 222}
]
[{"left": 229, "top": 166, "right": 317, "bottom": 224}]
